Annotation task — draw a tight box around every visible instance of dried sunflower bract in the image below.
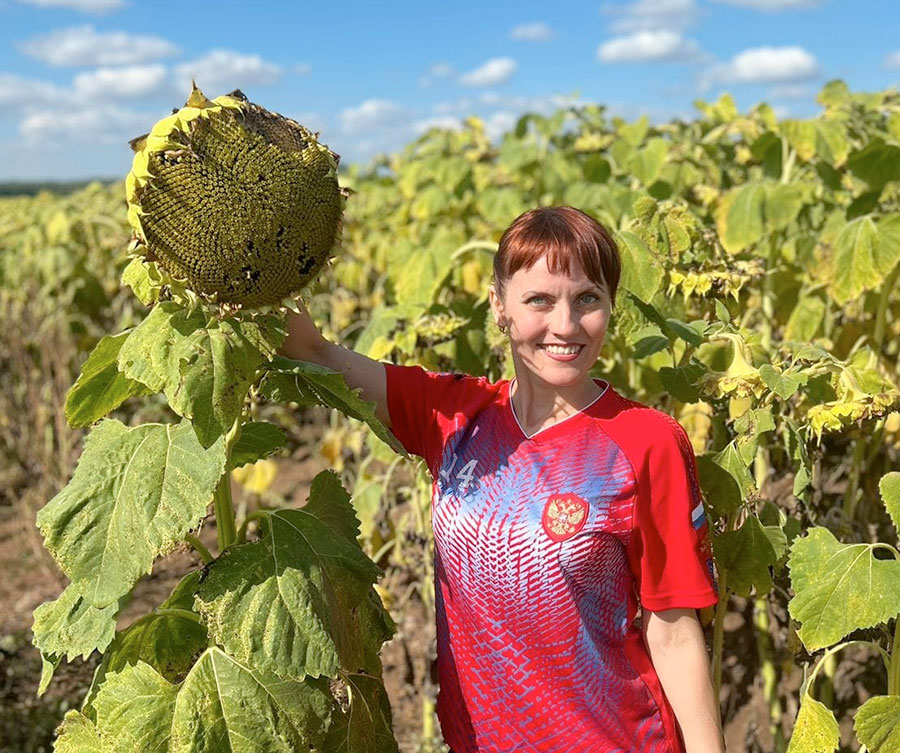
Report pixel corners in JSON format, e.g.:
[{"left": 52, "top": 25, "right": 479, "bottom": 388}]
[{"left": 126, "top": 85, "right": 346, "bottom": 308}]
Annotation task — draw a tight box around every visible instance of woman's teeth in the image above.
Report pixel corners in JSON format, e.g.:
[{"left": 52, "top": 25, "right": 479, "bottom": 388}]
[{"left": 543, "top": 344, "right": 582, "bottom": 355}]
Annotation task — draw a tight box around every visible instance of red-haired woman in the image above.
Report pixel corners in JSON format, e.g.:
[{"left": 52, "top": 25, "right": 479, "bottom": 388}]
[{"left": 282, "top": 206, "right": 725, "bottom": 753}]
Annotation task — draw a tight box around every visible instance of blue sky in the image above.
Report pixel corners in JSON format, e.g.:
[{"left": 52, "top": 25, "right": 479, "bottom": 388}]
[{"left": 0, "top": 0, "right": 898, "bottom": 181}]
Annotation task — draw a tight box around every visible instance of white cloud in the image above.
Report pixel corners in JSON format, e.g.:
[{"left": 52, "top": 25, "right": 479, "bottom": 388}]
[
  {"left": 885, "top": 51, "right": 900, "bottom": 69},
  {"left": 14, "top": 0, "right": 125, "bottom": 12},
  {"left": 459, "top": 57, "right": 517, "bottom": 87},
  {"left": 413, "top": 116, "right": 463, "bottom": 135},
  {"left": 340, "top": 99, "right": 408, "bottom": 135},
  {"left": 484, "top": 111, "right": 518, "bottom": 141},
  {"left": 510, "top": 22, "right": 555, "bottom": 41},
  {"left": 768, "top": 83, "right": 813, "bottom": 99},
  {"left": 0, "top": 73, "right": 65, "bottom": 109},
  {"left": 704, "top": 46, "right": 819, "bottom": 85},
  {"left": 20, "top": 104, "right": 152, "bottom": 146},
  {"left": 419, "top": 62, "right": 455, "bottom": 88},
  {"left": 598, "top": 30, "right": 702, "bottom": 62},
  {"left": 711, "top": 0, "right": 822, "bottom": 9},
  {"left": 73, "top": 64, "right": 167, "bottom": 99},
  {"left": 20, "top": 25, "right": 178, "bottom": 67},
  {"left": 292, "top": 63, "right": 312, "bottom": 76},
  {"left": 173, "top": 50, "right": 283, "bottom": 95},
  {"left": 602, "top": 0, "right": 700, "bottom": 33}
]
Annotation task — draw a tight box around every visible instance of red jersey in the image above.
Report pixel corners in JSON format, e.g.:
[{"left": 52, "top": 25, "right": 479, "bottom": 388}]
[{"left": 385, "top": 364, "right": 718, "bottom": 753}]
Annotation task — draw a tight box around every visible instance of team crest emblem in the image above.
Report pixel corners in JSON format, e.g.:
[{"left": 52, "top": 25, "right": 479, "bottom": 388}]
[{"left": 541, "top": 494, "right": 589, "bottom": 542}]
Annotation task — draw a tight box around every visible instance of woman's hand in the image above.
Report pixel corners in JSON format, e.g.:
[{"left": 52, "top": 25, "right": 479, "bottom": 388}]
[{"left": 644, "top": 607, "right": 726, "bottom": 753}]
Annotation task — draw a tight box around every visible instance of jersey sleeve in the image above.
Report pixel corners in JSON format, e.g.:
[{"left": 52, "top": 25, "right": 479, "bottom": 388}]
[
  {"left": 384, "top": 363, "right": 497, "bottom": 475},
  {"left": 627, "top": 414, "right": 719, "bottom": 611}
]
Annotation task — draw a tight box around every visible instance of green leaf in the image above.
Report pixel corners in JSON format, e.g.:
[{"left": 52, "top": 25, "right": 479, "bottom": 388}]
[
  {"left": 230, "top": 421, "right": 288, "bottom": 469},
  {"left": 712, "top": 515, "right": 777, "bottom": 597},
  {"left": 583, "top": 154, "right": 611, "bottom": 183},
  {"left": 780, "top": 119, "right": 850, "bottom": 167},
  {"left": 627, "top": 137, "right": 668, "bottom": 185},
  {"left": 323, "top": 672, "right": 399, "bottom": 753},
  {"left": 696, "top": 454, "right": 742, "bottom": 517},
  {"left": 847, "top": 138, "right": 900, "bottom": 190},
  {"left": 118, "top": 302, "right": 285, "bottom": 447},
  {"left": 88, "top": 651, "right": 335, "bottom": 753},
  {"left": 53, "top": 711, "right": 103, "bottom": 753},
  {"left": 716, "top": 183, "right": 765, "bottom": 255},
  {"left": 261, "top": 357, "right": 406, "bottom": 456},
  {"left": 788, "top": 527, "right": 900, "bottom": 651},
  {"left": 880, "top": 472, "right": 900, "bottom": 538},
  {"left": 121, "top": 256, "right": 161, "bottom": 305},
  {"left": 759, "top": 364, "right": 808, "bottom": 401},
  {"left": 304, "top": 470, "right": 365, "bottom": 543},
  {"left": 785, "top": 693, "right": 839, "bottom": 753},
  {"left": 658, "top": 361, "right": 705, "bottom": 403},
  {"left": 161, "top": 570, "right": 202, "bottom": 611},
  {"left": 854, "top": 695, "right": 900, "bottom": 753},
  {"left": 65, "top": 333, "right": 152, "bottom": 428},
  {"left": 831, "top": 217, "right": 883, "bottom": 304},
  {"left": 784, "top": 418, "right": 812, "bottom": 497},
  {"left": 196, "top": 488, "right": 382, "bottom": 680},
  {"left": 614, "top": 230, "right": 664, "bottom": 303},
  {"left": 172, "top": 648, "right": 333, "bottom": 752},
  {"left": 93, "top": 661, "right": 177, "bottom": 753},
  {"left": 36, "top": 419, "right": 227, "bottom": 607},
  {"left": 875, "top": 214, "right": 900, "bottom": 278},
  {"left": 32, "top": 583, "right": 117, "bottom": 664},
  {"left": 711, "top": 441, "right": 754, "bottom": 501},
  {"left": 784, "top": 296, "right": 826, "bottom": 343},
  {"left": 734, "top": 407, "right": 776, "bottom": 464}
]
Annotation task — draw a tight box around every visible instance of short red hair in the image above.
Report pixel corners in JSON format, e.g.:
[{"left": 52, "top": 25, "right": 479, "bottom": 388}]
[{"left": 492, "top": 206, "right": 621, "bottom": 306}]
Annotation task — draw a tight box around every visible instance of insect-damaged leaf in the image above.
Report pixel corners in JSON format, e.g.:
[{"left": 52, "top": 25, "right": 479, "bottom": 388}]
[
  {"left": 117, "top": 302, "right": 286, "bottom": 447},
  {"left": 261, "top": 356, "right": 406, "bottom": 456},
  {"left": 31, "top": 583, "right": 117, "bottom": 692},
  {"left": 788, "top": 527, "right": 900, "bottom": 651},
  {"left": 196, "top": 472, "right": 384, "bottom": 680},
  {"left": 323, "top": 672, "right": 399, "bottom": 753},
  {"left": 785, "top": 693, "right": 839, "bottom": 753},
  {"left": 36, "top": 419, "right": 227, "bottom": 607},
  {"left": 65, "top": 332, "right": 153, "bottom": 428},
  {"left": 83, "top": 608, "right": 207, "bottom": 712},
  {"left": 85, "top": 651, "right": 334, "bottom": 753},
  {"left": 854, "top": 695, "right": 900, "bottom": 753},
  {"left": 53, "top": 711, "right": 103, "bottom": 753}
]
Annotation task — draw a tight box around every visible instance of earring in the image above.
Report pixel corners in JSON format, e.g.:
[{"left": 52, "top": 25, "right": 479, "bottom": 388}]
[{"left": 498, "top": 322, "right": 507, "bottom": 334}]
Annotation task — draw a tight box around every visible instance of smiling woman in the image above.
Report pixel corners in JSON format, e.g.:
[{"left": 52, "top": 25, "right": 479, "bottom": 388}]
[{"left": 280, "top": 205, "right": 725, "bottom": 753}]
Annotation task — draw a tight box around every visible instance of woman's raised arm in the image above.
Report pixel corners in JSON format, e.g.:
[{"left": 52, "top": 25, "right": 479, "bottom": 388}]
[{"left": 279, "top": 303, "right": 391, "bottom": 428}]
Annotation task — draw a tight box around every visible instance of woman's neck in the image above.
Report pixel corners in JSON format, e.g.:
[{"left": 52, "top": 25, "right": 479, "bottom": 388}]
[{"left": 509, "top": 372, "right": 603, "bottom": 433}]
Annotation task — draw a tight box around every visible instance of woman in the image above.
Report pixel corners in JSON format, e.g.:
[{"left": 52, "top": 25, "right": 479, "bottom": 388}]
[{"left": 281, "top": 206, "right": 725, "bottom": 753}]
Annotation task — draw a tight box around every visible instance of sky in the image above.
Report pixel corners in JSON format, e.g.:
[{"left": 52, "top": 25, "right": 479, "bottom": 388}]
[{"left": 0, "top": 0, "right": 898, "bottom": 181}]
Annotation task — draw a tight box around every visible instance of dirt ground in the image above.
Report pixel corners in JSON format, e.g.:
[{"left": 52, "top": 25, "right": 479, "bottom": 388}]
[{"left": 0, "top": 446, "right": 878, "bottom": 753}]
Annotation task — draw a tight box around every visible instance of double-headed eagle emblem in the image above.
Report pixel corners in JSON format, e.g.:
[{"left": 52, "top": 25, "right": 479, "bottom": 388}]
[{"left": 541, "top": 493, "right": 589, "bottom": 542}]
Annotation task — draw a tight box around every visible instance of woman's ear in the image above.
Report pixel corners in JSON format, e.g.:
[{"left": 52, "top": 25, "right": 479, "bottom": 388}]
[{"left": 488, "top": 284, "right": 505, "bottom": 328}]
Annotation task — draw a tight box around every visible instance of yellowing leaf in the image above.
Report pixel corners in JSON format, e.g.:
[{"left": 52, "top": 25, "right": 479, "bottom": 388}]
[
  {"left": 788, "top": 527, "right": 900, "bottom": 651},
  {"left": 854, "top": 695, "right": 900, "bottom": 753},
  {"left": 786, "top": 693, "right": 839, "bottom": 753}
]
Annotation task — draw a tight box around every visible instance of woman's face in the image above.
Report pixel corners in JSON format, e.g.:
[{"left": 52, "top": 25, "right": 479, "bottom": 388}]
[{"left": 489, "top": 254, "right": 611, "bottom": 389}]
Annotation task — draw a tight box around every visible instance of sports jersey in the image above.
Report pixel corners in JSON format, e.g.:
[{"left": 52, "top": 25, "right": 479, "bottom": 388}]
[{"left": 384, "top": 363, "right": 718, "bottom": 753}]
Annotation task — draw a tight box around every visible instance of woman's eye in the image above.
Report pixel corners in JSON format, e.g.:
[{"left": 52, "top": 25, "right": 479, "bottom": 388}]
[
  {"left": 580, "top": 294, "right": 598, "bottom": 304},
  {"left": 527, "top": 296, "right": 547, "bottom": 305}
]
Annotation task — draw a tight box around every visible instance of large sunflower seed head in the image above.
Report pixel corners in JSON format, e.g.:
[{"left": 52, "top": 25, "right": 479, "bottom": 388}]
[{"left": 125, "top": 84, "right": 345, "bottom": 308}]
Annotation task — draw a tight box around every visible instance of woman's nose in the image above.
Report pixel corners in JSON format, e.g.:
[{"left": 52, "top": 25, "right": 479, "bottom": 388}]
[{"left": 551, "top": 304, "right": 579, "bottom": 335}]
